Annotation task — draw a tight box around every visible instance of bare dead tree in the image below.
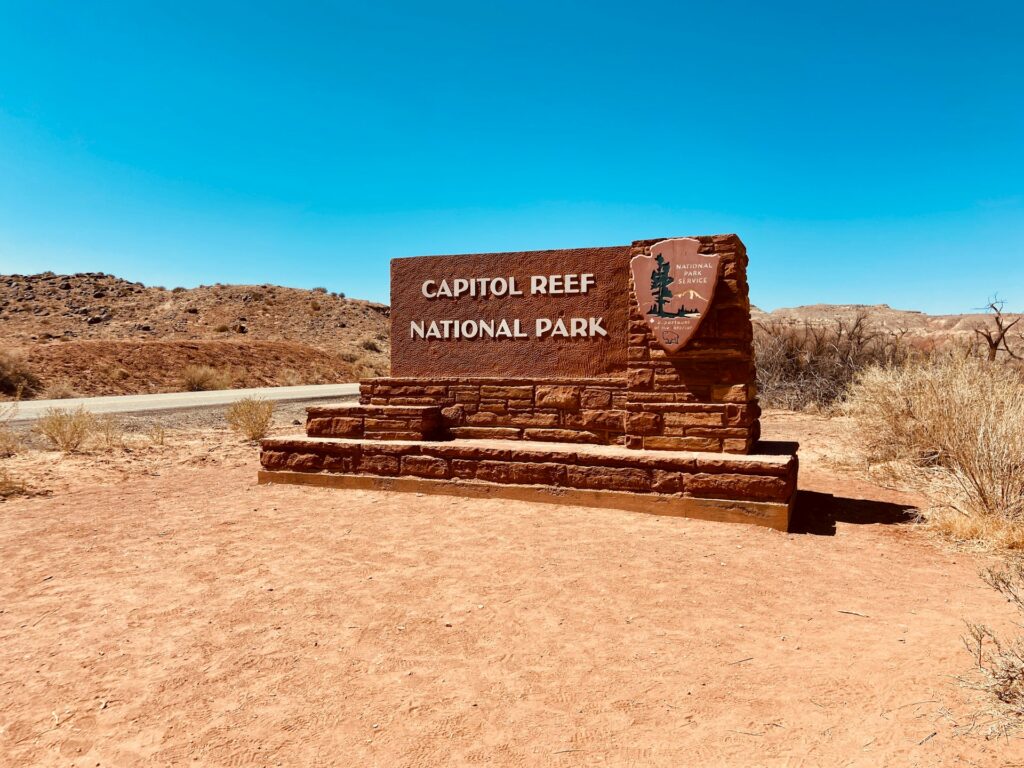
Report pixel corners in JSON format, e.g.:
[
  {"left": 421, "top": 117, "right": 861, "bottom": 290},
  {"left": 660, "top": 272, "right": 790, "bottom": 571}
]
[{"left": 974, "top": 299, "right": 1022, "bottom": 361}]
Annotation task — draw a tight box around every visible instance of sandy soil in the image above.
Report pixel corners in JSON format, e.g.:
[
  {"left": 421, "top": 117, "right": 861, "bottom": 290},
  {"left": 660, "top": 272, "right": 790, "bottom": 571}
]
[{"left": 1, "top": 411, "right": 1022, "bottom": 767}]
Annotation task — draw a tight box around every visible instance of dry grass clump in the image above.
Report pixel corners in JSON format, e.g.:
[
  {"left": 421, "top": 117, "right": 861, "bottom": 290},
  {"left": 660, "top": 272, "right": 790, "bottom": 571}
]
[
  {"left": 146, "top": 424, "right": 167, "bottom": 446},
  {"left": 963, "top": 560, "right": 1024, "bottom": 735},
  {"left": 845, "top": 356, "right": 1024, "bottom": 547},
  {"left": 0, "top": 400, "right": 22, "bottom": 457},
  {"left": 181, "top": 365, "right": 232, "bottom": 392},
  {"left": 95, "top": 415, "right": 125, "bottom": 450},
  {"left": 35, "top": 407, "right": 97, "bottom": 453},
  {"left": 0, "top": 466, "right": 28, "bottom": 500},
  {"left": 754, "top": 314, "right": 912, "bottom": 411},
  {"left": 43, "top": 379, "right": 78, "bottom": 400},
  {"left": 0, "top": 351, "right": 41, "bottom": 398},
  {"left": 225, "top": 397, "right": 274, "bottom": 441}
]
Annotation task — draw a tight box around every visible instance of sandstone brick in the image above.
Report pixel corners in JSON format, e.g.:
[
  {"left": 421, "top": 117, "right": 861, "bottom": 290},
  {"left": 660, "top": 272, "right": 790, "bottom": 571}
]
[
  {"left": 402, "top": 455, "right": 450, "bottom": 479},
  {"left": 364, "top": 430, "right": 423, "bottom": 441},
  {"left": 476, "top": 461, "right": 566, "bottom": 486},
  {"left": 722, "top": 439, "right": 752, "bottom": 454},
  {"left": 307, "top": 416, "right": 363, "bottom": 438},
  {"left": 580, "top": 388, "right": 613, "bottom": 409},
  {"left": 663, "top": 411, "right": 724, "bottom": 428},
  {"left": 625, "top": 435, "right": 643, "bottom": 449},
  {"left": 627, "top": 368, "right": 654, "bottom": 390},
  {"left": 450, "top": 427, "right": 522, "bottom": 439},
  {"left": 451, "top": 459, "right": 477, "bottom": 479},
  {"left": 644, "top": 436, "right": 721, "bottom": 452},
  {"left": 563, "top": 410, "right": 626, "bottom": 431},
  {"left": 711, "top": 384, "right": 750, "bottom": 403},
  {"left": 359, "top": 454, "right": 400, "bottom": 475},
  {"left": 478, "top": 402, "right": 509, "bottom": 415},
  {"left": 685, "top": 473, "right": 791, "bottom": 502},
  {"left": 524, "top": 428, "right": 603, "bottom": 444},
  {"left": 261, "top": 450, "right": 288, "bottom": 470},
  {"left": 361, "top": 441, "right": 421, "bottom": 455},
  {"left": 626, "top": 412, "right": 661, "bottom": 435},
  {"left": 535, "top": 385, "right": 580, "bottom": 409},
  {"left": 364, "top": 418, "right": 414, "bottom": 430},
  {"left": 322, "top": 455, "right": 354, "bottom": 472},
  {"left": 651, "top": 470, "right": 684, "bottom": 494},
  {"left": 441, "top": 405, "right": 466, "bottom": 425},
  {"left": 508, "top": 412, "right": 561, "bottom": 428},
  {"left": 567, "top": 465, "right": 650, "bottom": 493},
  {"left": 467, "top": 411, "right": 499, "bottom": 426},
  {"left": 286, "top": 452, "right": 323, "bottom": 471},
  {"left": 480, "top": 385, "right": 533, "bottom": 400},
  {"left": 726, "top": 403, "right": 760, "bottom": 426},
  {"left": 685, "top": 427, "right": 752, "bottom": 439},
  {"left": 388, "top": 397, "right": 440, "bottom": 406}
]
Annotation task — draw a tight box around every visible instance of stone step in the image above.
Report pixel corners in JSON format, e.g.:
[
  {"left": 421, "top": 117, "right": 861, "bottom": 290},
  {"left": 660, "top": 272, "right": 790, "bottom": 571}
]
[
  {"left": 259, "top": 436, "right": 799, "bottom": 531},
  {"left": 305, "top": 404, "right": 444, "bottom": 441}
]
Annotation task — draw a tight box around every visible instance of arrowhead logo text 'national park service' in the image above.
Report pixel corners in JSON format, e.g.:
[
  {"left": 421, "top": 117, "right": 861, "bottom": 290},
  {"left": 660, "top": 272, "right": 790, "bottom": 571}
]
[{"left": 629, "top": 238, "right": 720, "bottom": 353}]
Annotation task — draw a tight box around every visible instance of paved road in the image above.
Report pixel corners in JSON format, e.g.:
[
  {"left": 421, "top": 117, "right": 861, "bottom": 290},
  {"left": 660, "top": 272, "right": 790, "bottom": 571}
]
[{"left": 6, "top": 383, "right": 360, "bottom": 423}]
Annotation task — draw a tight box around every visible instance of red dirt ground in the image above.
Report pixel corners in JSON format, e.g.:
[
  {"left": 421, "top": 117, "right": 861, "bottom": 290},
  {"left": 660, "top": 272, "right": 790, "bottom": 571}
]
[{"left": 1, "top": 412, "right": 1022, "bottom": 766}]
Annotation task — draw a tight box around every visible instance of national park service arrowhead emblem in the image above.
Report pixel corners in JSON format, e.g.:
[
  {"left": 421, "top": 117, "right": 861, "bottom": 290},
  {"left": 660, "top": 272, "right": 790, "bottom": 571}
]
[{"left": 630, "top": 238, "right": 720, "bottom": 353}]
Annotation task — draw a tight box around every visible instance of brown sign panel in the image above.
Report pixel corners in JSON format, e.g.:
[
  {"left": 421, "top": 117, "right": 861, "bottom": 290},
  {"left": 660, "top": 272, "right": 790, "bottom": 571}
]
[
  {"left": 390, "top": 246, "right": 631, "bottom": 378},
  {"left": 630, "top": 238, "right": 720, "bottom": 353}
]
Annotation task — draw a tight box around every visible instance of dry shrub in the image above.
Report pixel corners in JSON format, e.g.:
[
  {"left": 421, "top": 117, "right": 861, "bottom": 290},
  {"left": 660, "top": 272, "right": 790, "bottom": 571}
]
[
  {"left": 95, "top": 415, "right": 125, "bottom": 450},
  {"left": 963, "top": 560, "right": 1024, "bottom": 735},
  {"left": 182, "top": 365, "right": 232, "bottom": 392},
  {"left": 226, "top": 397, "right": 274, "bottom": 441},
  {"left": 0, "top": 351, "right": 41, "bottom": 398},
  {"left": 360, "top": 338, "right": 382, "bottom": 353},
  {"left": 0, "top": 401, "right": 21, "bottom": 457},
  {"left": 279, "top": 369, "right": 306, "bottom": 387},
  {"left": 754, "top": 314, "right": 911, "bottom": 410},
  {"left": 146, "top": 424, "right": 167, "bottom": 446},
  {"left": 43, "top": 379, "right": 78, "bottom": 400},
  {"left": 845, "top": 357, "right": 1024, "bottom": 547},
  {"left": 35, "top": 407, "right": 97, "bottom": 453},
  {"left": 0, "top": 466, "right": 28, "bottom": 500}
]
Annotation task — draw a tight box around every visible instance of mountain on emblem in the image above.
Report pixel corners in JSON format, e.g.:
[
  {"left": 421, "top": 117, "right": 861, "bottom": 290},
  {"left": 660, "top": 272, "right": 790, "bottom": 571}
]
[{"left": 630, "top": 238, "right": 720, "bottom": 353}]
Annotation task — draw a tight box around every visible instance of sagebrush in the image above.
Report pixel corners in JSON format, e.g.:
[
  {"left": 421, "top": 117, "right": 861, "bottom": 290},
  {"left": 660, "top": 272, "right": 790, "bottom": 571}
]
[
  {"left": 0, "top": 351, "right": 41, "bottom": 398},
  {"left": 0, "top": 400, "right": 21, "bottom": 457},
  {"left": 844, "top": 357, "right": 1024, "bottom": 547},
  {"left": 182, "top": 365, "right": 232, "bottom": 392},
  {"left": 0, "top": 466, "right": 27, "bottom": 500},
  {"left": 963, "top": 560, "right": 1024, "bottom": 735},
  {"left": 225, "top": 397, "right": 274, "bottom": 441},
  {"left": 35, "top": 407, "right": 97, "bottom": 453}
]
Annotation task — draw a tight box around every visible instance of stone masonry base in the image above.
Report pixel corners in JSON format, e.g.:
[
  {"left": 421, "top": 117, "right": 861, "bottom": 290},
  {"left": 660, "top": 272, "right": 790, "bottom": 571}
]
[{"left": 259, "top": 436, "right": 799, "bottom": 531}]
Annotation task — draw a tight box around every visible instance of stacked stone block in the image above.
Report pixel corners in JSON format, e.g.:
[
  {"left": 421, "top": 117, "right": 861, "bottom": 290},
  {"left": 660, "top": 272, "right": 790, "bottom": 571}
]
[
  {"left": 359, "top": 377, "right": 629, "bottom": 445},
  {"left": 625, "top": 235, "right": 760, "bottom": 454},
  {"left": 306, "top": 404, "right": 444, "bottom": 441},
  {"left": 261, "top": 436, "right": 797, "bottom": 506}
]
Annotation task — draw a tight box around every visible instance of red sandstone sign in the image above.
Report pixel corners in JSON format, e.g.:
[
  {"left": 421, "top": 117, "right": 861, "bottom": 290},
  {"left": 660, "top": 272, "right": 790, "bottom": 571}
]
[
  {"left": 630, "top": 238, "right": 720, "bottom": 354},
  {"left": 390, "top": 247, "right": 631, "bottom": 378}
]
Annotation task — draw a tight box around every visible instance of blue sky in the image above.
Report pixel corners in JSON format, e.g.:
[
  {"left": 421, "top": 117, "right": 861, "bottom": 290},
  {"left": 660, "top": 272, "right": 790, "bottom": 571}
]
[{"left": 0, "top": 1, "right": 1021, "bottom": 312}]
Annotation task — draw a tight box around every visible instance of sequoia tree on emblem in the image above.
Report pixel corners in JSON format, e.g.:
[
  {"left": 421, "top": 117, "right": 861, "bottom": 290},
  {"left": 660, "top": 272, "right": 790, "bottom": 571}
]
[{"left": 630, "top": 238, "right": 721, "bottom": 353}]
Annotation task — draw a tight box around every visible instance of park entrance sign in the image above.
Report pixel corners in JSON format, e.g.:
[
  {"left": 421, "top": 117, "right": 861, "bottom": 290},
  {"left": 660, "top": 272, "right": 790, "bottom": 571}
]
[{"left": 259, "top": 235, "right": 800, "bottom": 530}]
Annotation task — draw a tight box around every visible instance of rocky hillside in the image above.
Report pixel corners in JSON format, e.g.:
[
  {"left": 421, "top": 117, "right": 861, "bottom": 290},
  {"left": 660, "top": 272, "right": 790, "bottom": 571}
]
[
  {"left": 2, "top": 272, "right": 390, "bottom": 398},
  {"left": 752, "top": 303, "right": 1022, "bottom": 351}
]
